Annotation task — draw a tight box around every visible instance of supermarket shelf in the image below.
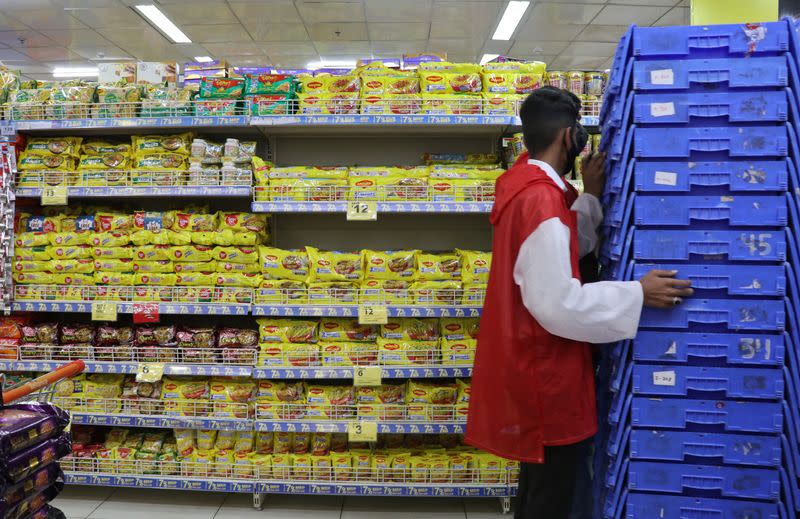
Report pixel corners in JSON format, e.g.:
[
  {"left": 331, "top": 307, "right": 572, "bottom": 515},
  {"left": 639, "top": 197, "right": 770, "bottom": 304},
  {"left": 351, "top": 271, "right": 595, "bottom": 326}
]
[
  {"left": 251, "top": 305, "right": 483, "bottom": 318},
  {"left": 0, "top": 360, "right": 253, "bottom": 376},
  {"left": 251, "top": 366, "right": 472, "bottom": 379},
  {"left": 12, "top": 300, "right": 250, "bottom": 315},
  {"left": 16, "top": 186, "right": 252, "bottom": 198},
  {"left": 253, "top": 420, "right": 465, "bottom": 434},
  {"left": 12, "top": 115, "right": 249, "bottom": 131},
  {"left": 251, "top": 201, "right": 493, "bottom": 213},
  {"left": 63, "top": 473, "right": 514, "bottom": 497},
  {"left": 69, "top": 413, "right": 252, "bottom": 430}
]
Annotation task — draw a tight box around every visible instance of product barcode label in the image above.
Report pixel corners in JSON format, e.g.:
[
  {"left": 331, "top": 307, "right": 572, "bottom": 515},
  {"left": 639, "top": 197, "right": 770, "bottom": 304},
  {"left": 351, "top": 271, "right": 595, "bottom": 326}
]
[
  {"left": 653, "top": 370, "right": 676, "bottom": 386},
  {"left": 650, "top": 69, "right": 674, "bottom": 85}
]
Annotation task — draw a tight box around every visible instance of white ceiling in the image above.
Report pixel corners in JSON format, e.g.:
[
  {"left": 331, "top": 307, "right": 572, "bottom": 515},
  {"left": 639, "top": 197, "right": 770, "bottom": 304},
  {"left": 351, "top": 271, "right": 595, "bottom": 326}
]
[{"left": 0, "top": 0, "right": 689, "bottom": 79}]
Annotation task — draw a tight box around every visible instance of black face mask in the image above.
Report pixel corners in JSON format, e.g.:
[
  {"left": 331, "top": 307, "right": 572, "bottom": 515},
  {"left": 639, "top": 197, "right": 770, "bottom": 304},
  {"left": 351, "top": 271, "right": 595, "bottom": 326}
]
[{"left": 566, "top": 122, "right": 589, "bottom": 174}]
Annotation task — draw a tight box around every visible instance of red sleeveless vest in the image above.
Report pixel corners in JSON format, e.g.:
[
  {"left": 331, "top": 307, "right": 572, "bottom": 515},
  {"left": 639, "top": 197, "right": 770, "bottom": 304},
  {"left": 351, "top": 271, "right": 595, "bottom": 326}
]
[{"left": 465, "top": 153, "right": 597, "bottom": 463}]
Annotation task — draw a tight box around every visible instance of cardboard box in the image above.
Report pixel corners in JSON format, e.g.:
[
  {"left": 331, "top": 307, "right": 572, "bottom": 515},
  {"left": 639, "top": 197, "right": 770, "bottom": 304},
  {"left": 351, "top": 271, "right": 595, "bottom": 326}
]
[
  {"left": 136, "top": 62, "right": 179, "bottom": 85},
  {"left": 98, "top": 63, "right": 136, "bottom": 84}
]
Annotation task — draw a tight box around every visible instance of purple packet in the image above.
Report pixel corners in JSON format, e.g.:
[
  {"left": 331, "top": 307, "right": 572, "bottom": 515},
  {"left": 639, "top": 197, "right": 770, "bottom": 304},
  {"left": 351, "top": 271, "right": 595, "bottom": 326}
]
[
  {"left": 2, "top": 464, "right": 61, "bottom": 509},
  {"left": 0, "top": 404, "right": 70, "bottom": 457},
  {"left": 4, "top": 483, "right": 62, "bottom": 519},
  {"left": 5, "top": 434, "right": 71, "bottom": 483}
]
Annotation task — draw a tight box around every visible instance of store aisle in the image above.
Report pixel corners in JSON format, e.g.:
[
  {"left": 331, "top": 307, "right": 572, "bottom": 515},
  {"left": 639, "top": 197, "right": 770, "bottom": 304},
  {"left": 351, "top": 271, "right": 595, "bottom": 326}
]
[{"left": 53, "top": 486, "right": 511, "bottom": 518}]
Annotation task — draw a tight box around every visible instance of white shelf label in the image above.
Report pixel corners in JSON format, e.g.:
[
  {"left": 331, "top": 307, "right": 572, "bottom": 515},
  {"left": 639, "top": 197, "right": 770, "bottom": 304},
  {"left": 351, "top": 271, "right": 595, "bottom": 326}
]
[
  {"left": 650, "top": 102, "right": 675, "bottom": 117},
  {"left": 347, "top": 201, "right": 377, "bottom": 221},
  {"left": 654, "top": 171, "right": 677, "bottom": 186},
  {"left": 650, "top": 69, "right": 674, "bottom": 85},
  {"left": 652, "top": 370, "right": 676, "bottom": 386}
]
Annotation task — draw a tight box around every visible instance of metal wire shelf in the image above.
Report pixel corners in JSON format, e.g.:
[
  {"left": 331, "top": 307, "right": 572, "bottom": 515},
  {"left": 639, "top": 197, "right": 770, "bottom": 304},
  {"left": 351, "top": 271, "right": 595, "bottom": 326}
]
[{"left": 16, "top": 169, "right": 252, "bottom": 190}]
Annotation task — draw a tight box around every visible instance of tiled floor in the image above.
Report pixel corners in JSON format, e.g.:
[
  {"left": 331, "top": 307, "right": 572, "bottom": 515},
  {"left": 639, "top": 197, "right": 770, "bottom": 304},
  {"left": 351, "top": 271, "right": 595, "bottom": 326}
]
[{"left": 53, "top": 486, "right": 512, "bottom": 519}]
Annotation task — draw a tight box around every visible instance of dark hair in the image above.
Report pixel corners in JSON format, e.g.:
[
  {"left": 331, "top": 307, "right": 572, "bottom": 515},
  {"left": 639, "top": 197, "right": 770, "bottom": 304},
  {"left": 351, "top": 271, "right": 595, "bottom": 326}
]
[{"left": 519, "top": 87, "right": 582, "bottom": 154}]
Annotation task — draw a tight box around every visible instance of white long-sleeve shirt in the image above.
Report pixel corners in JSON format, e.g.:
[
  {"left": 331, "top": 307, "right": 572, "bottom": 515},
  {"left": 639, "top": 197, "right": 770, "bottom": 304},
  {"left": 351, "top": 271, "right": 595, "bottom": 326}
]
[{"left": 513, "top": 159, "right": 643, "bottom": 344}]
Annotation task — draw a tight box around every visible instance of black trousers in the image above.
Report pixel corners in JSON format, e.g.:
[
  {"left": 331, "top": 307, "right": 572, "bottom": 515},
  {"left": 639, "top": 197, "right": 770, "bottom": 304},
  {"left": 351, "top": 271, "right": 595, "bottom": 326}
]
[{"left": 514, "top": 442, "right": 584, "bottom": 519}]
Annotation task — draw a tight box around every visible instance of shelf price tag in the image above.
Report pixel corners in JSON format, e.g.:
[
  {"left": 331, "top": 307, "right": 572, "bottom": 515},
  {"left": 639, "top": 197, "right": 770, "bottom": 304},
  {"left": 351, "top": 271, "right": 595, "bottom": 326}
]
[
  {"left": 136, "top": 363, "right": 165, "bottom": 383},
  {"left": 353, "top": 366, "right": 382, "bottom": 387},
  {"left": 91, "top": 302, "right": 118, "bottom": 321},
  {"left": 347, "top": 201, "right": 377, "bottom": 221},
  {"left": 133, "top": 302, "right": 160, "bottom": 323},
  {"left": 348, "top": 421, "right": 377, "bottom": 442},
  {"left": 41, "top": 185, "right": 67, "bottom": 206},
  {"left": 358, "top": 305, "right": 388, "bottom": 325}
]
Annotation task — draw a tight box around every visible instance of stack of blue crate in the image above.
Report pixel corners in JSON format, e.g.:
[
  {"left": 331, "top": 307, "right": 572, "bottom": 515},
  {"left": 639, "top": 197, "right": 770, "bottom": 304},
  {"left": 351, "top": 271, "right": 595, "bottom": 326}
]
[{"left": 594, "top": 20, "right": 800, "bottom": 519}]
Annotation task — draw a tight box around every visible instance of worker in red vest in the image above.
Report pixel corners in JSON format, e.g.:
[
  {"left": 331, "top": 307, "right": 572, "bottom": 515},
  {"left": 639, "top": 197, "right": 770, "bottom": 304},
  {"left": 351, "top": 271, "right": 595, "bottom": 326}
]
[{"left": 465, "top": 87, "right": 692, "bottom": 519}]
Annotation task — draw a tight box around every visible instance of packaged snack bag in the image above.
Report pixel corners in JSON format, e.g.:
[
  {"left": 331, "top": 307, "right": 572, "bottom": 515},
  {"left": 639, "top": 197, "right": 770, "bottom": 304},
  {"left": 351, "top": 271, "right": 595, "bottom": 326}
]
[
  {"left": 216, "top": 261, "right": 260, "bottom": 274},
  {"left": 95, "top": 212, "right": 133, "bottom": 233},
  {"left": 267, "top": 178, "right": 347, "bottom": 201},
  {"left": 362, "top": 250, "right": 417, "bottom": 280},
  {"left": 297, "top": 92, "right": 358, "bottom": 115},
  {"left": 133, "top": 260, "right": 173, "bottom": 273},
  {"left": 25, "top": 137, "right": 82, "bottom": 158},
  {"left": 248, "top": 93, "right": 295, "bottom": 115},
  {"left": 218, "top": 212, "right": 267, "bottom": 233},
  {"left": 462, "top": 283, "right": 487, "bottom": 305},
  {"left": 331, "top": 452, "right": 352, "bottom": 481},
  {"left": 257, "top": 318, "right": 317, "bottom": 343},
  {"left": 259, "top": 247, "right": 309, "bottom": 281},
  {"left": 133, "top": 133, "right": 192, "bottom": 156},
  {"left": 170, "top": 245, "right": 214, "bottom": 262},
  {"left": 92, "top": 247, "right": 133, "bottom": 260},
  {"left": 307, "top": 282, "right": 357, "bottom": 304},
  {"left": 244, "top": 74, "right": 295, "bottom": 95},
  {"left": 439, "top": 317, "right": 479, "bottom": 340},
  {"left": 318, "top": 318, "right": 377, "bottom": 342},
  {"left": 421, "top": 94, "right": 481, "bottom": 115},
  {"left": 441, "top": 339, "right": 476, "bottom": 365},
  {"left": 416, "top": 252, "right": 461, "bottom": 281},
  {"left": 360, "top": 279, "right": 412, "bottom": 305},
  {"left": 306, "top": 385, "right": 355, "bottom": 419},
  {"left": 255, "top": 431, "right": 274, "bottom": 454},
  {"left": 307, "top": 247, "right": 362, "bottom": 282},
  {"left": 200, "top": 77, "right": 244, "bottom": 99},
  {"left": 133, "top": 272, "right": 177, "bottom": 286},
  {"left": 255, "top": 280, "right": 307, "bottom": 304},
  {"left": 212, "top": 246, "right": 258, "bottom": 264},
  {"left": 14, "top": 248, "right": 51, "bottom": 262},
  {"left": 15, "top": 233, "right": 49, "bottom": 248},
  {"left": 173, "top": 260, "right": 213, "bottom": 272},
  {"left": 411, "top": 280, "right": 462, "bottom": 305},
  {"left": 273, "top": 432, "right": 293, "bottom": 454},
  {"left": 381, "top": 318, "right": 438, "bottom": 341},
  {"left": 259, "top": 342, "right": 318, "bottom": 367}
]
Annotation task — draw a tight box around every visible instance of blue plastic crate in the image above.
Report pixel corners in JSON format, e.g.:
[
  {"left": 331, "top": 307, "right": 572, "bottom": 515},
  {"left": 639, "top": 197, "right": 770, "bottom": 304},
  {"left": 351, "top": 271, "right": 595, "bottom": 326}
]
[
  {"left": 632, "top": 331, "right": 786, "bottom": 366},
  {"left": 633, "top": 159, "right": 791, "bottom": 194},
  {"left": 629, "top": 429, "right": 782, "bottom": 466},
  {"left": 605, "top": 427, "right": 632, "bottom": 488},
  {"left": 635, "top": 126, "right": 788, "bottom": 159},
  {"left": 634, "top": 90, "right": 789, "bottom": 125},
  {"left": 628, "top": 461, "right": 780, "bottom": 500},
  {"left": 634, "top": 194, "right": 788, "bottom": 227},
  {"left": 633, "top": 56, "right": 789, "bottom": 91},
  {"left": 634, "top": 229, "right": 787, "bottom": 262},
  {"left": 631, "top": 397, "right": 783, "bottom": 433},
  {"left": 632, "top": 365, "right": 784, "bottom": 399},
  {"left": 610, "top": 362, "right": 634, "bottom": 425},
  {"left": 609, "top": 394, "right": 633, "bottom": 456},
  {"left": 630, "top": 263, "right": 787, "bottom": 297},
  {"left": 625, "top": 493, "right": 785, "bottom": 519},
  {"left": 603, "top": 90, "right": 634, "bottom": 136},
  {"left": 633, "top": 22, "right": 790, "bottom": 58},
  {"left": 781, "top": 434, "right": 800, "bottom": 512},
  {"left": 604, "top": 458, "right": 629, "bottom": 519},
  {"left": 605, "top": 25, "right": 634, "bottom": 98},
  {"left": 638, "top": 298, "right": 785, "bottom": 331}
]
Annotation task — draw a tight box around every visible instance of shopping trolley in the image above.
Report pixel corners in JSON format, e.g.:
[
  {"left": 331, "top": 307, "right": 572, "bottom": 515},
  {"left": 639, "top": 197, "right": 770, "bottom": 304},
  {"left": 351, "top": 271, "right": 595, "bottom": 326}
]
[{"left": 1, "top": 360, "right": 85, "bottom": 519}]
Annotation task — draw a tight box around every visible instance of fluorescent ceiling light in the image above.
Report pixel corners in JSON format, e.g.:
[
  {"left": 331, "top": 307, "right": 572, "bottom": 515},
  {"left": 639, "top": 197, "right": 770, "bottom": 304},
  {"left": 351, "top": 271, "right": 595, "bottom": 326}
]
[
  {"left": 480, "top": 53, "right": 500, "bottom": 65},
  {"left": 135, "top": 4, "right": 191, "bottom": 44},
  {"left": 307, "top": 59, "right": 357, "bottom": 70},
  {"left": 492, "top": 1, "right": 530, "bottom": 40},
  {"left": 193, "top": 56, "right": 213, "bottom": 63},
  {"left": 52, "top": 67, "right": 99, "bottom": 78}
]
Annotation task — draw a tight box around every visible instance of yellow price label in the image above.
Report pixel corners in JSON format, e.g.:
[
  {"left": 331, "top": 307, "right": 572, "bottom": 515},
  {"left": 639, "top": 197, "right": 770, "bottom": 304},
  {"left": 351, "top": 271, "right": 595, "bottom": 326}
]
[
  {"left": 41, "top": 185, "right": 67, "bottom": 206},
  {"left": 136, "top": 362, "right": 165, "bottom": 383},
  {"left": 346, "top": 201, "right": 377, "bottom": 221},
  {"left": 358, "top": 305, "right": 388, "bottom": 325},
  {"left": 353, "top": 366, "right": 382, "bottom": 387},
  {"left": 348, "top": 421, "right": 377, "bottom": 442},
  {"left": 91, "top": 302, "right": 118, "bottom": 321}
]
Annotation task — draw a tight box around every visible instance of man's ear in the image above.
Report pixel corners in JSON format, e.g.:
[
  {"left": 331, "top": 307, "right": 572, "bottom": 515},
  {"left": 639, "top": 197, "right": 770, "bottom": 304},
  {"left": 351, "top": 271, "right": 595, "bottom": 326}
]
[{"left": 562, "top": 126, "right": 572, "bottom": 149}]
